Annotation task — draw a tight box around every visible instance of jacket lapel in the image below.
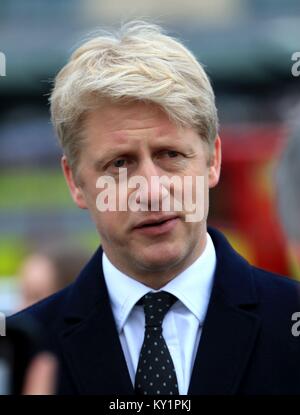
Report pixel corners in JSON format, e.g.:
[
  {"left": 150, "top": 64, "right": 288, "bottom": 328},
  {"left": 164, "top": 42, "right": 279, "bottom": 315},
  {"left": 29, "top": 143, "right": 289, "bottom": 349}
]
[
  {"left": 188, "top": 228, "right": 261, "bottom": 394},
  {"left": 59, "top": 247, "right": 134, "bottom": 395},
  {"left": 57, "top": 228, "right": 261, "bottom": 395}
]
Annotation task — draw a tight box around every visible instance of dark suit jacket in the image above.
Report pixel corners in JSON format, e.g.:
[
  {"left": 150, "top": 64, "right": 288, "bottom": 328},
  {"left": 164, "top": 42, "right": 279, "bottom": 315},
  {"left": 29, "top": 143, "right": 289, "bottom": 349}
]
[{"left": 9, "top": 227, "right": 300, "bottom": 394}]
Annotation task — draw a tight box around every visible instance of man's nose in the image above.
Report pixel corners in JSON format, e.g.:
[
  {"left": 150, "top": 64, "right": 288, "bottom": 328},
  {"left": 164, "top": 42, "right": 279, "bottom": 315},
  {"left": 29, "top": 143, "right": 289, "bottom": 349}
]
[{"left": 135, "top": 159, "right": 168, "bottom": 210}]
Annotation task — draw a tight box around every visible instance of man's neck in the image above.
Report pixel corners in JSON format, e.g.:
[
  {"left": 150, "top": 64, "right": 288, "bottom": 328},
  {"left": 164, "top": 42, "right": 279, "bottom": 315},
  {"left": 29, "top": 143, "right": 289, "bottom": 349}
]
[{"left": 102, "top": 234, "right": 207, "bottom": 289}]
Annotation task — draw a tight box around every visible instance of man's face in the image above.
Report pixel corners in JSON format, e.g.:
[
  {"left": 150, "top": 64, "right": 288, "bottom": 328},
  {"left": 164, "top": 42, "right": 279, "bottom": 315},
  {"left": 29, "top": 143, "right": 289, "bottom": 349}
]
[{"left": 63, "top": 101, "right": 221, "bottom": 287}]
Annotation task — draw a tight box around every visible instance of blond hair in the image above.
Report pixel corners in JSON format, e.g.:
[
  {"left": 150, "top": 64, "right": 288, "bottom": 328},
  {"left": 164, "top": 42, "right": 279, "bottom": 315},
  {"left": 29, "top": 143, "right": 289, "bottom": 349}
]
[{"left": 50, "top": 20, "right": 218, "bottom": 170}]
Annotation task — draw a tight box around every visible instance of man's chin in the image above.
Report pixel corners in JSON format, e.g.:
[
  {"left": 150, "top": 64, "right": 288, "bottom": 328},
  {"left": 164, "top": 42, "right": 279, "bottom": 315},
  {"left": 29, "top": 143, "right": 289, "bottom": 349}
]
[{"left": 137, "top": 249, "right": 183, "bottom": 273}]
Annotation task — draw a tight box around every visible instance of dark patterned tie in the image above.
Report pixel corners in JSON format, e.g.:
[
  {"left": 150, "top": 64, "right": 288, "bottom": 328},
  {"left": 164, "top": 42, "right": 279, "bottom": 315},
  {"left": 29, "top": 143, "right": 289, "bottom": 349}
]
[{"left": 135, "top": 291, "right": 179, "bottom": 395}]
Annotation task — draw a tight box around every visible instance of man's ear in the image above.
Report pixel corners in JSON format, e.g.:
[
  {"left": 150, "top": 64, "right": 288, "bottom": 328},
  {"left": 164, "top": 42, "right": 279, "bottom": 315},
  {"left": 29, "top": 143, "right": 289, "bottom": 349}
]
[
  {"left": 61, "top": 156, "right": 87, "bottom": 209},
  {"left": 208, "top": 135, "right": 222, "bottom": 189}
]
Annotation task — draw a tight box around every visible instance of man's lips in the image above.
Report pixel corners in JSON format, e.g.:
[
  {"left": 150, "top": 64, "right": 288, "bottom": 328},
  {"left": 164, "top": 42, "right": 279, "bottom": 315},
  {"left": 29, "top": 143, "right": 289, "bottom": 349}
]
[
  {"left": 133, "top": 215, "right": 180, "bottom": 236},
  {"left": 134, "top": 214, "right": 179, "bottom": 229}
]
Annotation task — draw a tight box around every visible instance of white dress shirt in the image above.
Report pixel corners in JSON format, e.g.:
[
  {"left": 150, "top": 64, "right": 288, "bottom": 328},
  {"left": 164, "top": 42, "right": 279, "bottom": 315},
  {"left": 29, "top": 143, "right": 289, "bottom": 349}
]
[{"left": 102, "top": 232, "right": 216, "bottom": 394}]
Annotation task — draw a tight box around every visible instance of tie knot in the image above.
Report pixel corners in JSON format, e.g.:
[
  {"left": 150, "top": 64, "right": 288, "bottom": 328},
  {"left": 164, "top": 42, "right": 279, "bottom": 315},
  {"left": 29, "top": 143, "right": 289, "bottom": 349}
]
[{"left": 140, "top": 291, "right": 177, "bottom": 328}]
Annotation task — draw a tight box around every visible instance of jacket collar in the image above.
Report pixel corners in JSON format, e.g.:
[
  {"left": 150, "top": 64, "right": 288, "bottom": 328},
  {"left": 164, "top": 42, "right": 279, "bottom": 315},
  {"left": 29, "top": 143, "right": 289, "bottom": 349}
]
[
  {"left": 188, "top": 227, "right": 260, "bottom": 394},
  {"left": 207, "top": 226, "right": 258, "bottom": 306},
  {"left": 59, "top": 227, "right": 260, "bottom": 395}
]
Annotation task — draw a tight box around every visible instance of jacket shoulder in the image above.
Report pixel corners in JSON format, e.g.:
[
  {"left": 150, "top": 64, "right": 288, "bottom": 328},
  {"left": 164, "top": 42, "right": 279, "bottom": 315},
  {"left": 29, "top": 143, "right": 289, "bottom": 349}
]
[
  {"left": 8, "top": 284, "right": 73, "bottom": 331},
  {"left": 252, "top": 265, "right": 299, "bottom": 292},
  {"left": 250, "top": 265, "right": 300, "bottom": 310}
]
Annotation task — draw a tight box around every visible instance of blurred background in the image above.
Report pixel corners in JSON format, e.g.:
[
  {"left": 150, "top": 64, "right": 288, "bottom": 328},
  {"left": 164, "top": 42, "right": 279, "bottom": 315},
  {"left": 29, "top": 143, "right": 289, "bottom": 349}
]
[{"left": 1, "top": 0, "right": 300, "bottom": 315}]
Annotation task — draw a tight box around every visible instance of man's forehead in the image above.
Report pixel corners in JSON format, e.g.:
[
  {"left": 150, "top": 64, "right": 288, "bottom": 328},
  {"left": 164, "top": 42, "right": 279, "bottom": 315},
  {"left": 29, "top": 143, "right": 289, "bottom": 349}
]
[{"left": 83, "top": 105, "right": 184, "bottom": 145}]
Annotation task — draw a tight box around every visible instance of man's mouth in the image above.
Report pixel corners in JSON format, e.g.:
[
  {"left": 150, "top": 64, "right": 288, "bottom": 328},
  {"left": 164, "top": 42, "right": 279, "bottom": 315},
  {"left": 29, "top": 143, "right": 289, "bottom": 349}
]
[{"left": 133, "top": 215, "right": 179, "bottom": 236}]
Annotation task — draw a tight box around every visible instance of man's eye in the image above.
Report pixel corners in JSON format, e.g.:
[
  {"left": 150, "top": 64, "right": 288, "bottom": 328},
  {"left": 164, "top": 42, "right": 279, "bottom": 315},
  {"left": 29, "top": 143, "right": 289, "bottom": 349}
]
[
  {"left": 113, "top": 159, "right": 126, "bottom": 168},
  {"left": 159, "top": 150, "right": 181, "bottom": 159},
  {"left": 167, "top": 150, "right": 179, "bottom": 158}
]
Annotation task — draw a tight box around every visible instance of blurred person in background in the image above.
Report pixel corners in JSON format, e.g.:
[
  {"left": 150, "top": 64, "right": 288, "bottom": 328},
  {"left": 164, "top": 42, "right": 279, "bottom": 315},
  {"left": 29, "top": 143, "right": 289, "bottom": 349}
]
[
  {"left": 18, "top": 245, "right": 89, "bottom": 310},
  {"left": 276, "top": 116, "right": 300, "bottom": 279},
  {"left": 8, "top": 20, "right": 300, "bottom": 395},
  {"left": 1, "top": 244, "right": 87, "bottom": 395},
  {"left": 22, "top": 353, "right": 57, "bottom": 395}
]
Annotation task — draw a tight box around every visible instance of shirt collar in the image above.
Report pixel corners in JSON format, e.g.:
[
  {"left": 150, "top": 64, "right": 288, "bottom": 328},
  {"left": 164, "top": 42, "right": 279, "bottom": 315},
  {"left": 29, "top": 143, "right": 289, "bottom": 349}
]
[{"left": 102, "top": 233, "right": 216, "bottom": 334}]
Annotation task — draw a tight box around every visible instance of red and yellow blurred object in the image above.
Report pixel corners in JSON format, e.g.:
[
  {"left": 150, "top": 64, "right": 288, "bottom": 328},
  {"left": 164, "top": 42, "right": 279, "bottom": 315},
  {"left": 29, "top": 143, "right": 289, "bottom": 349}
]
[{"left": 210, "top": 123, "right": 299, "bottom": 280}]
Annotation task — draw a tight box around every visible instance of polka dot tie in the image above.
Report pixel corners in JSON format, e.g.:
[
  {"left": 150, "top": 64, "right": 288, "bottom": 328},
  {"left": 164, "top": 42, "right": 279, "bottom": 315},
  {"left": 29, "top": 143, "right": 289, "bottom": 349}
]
[{"left": 135, "top": 291, "right": 179, "bottom": 395}]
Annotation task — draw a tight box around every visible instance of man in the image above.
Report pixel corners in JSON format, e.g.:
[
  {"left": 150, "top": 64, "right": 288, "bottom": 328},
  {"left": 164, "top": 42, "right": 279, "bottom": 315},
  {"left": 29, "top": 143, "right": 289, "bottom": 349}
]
[{"left": 9, "top": 20, "right": 300, "bottom": 395}]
